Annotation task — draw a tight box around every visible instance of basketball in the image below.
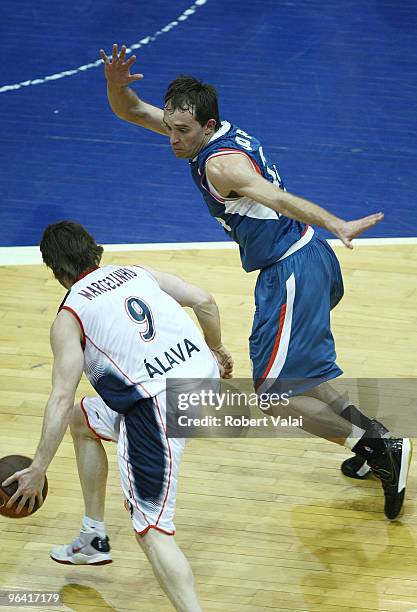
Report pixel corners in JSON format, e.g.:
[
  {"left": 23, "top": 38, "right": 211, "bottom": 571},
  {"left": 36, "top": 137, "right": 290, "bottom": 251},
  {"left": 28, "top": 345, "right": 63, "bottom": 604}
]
[{"left": 0, "top": 455, "right": 48, "bottom": 519}]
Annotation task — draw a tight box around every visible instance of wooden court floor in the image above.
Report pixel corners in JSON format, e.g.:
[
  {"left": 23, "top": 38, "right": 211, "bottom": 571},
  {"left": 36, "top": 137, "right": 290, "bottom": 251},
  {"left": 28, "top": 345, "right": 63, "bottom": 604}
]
[{"left": 0, "top": 244, "right": 416, "bottom": 612}]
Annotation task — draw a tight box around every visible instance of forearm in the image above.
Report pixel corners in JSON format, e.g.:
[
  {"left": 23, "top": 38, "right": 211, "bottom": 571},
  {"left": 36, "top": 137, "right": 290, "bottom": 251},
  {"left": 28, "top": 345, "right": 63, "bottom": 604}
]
[
  {"left": 208, "top": 156, "right": 343, "bottom": 233},
  {"left": 107, "top": 83, "right": 167, "bottom": 134},
  {"left": 274, "top": 190, "right": 341, "bottom": 233},
  {"left": 193, "top": 300, "right": 222, "bottom": 350},
  {"left": 207, "top": 154, "right": 383, "bottom": 248},
  {"left": 107, "top": 83, "right": 143, "bottom": 121},
  {"left": 31, "top": 395, "right": 74, "bottom": 473}
]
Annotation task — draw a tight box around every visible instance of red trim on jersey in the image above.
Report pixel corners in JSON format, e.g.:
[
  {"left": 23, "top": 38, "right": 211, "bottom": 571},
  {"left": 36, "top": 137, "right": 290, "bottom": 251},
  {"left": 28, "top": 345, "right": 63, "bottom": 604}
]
[
  {"left": 60, "top": 306, "right": 86, "bottom": 352},
  {"left": 74, "top": 266, "right": 99, "bottom": 283},
  {"left": 255, "top": 302, "right": 287, "bottom": 390},
  {"left": 80, "top": 397, "right": 114, "bottom": 442},
  {"left": 85, "top": 334, "right": 151, "bottom": 398},
  {"left": 56, "top": 268, "right": 98, "bottom": 315},
  {"left": 154, "top": 395, "right": 173, "bottom": 528},
  {"left": 301, "top": 224, "right": 310, "bottom": 237},
  {"left": 214, "top": 148, "right": 263, "bottom": 175},
  {"left": 201, "top": 149, "right": 263, "bottom": 204},
  {"left": 134, "top": 525, "right": 175, "bottom": 537},
  {"left": 199, "top": 170, "right": 226, "bottom": 204}
]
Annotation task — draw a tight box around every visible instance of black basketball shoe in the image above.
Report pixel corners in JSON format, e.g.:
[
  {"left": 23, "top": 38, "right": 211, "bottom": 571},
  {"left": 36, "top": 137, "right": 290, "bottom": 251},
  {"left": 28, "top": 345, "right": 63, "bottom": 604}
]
[
  {"left": 341, "top": 454, "right": 371, "bottom": 479},
  {"left": 341, "top": 419, "right": 390, "bottom": 480},
  {"left": 368, "top": 437, "right": 413, "bottom": 520}
]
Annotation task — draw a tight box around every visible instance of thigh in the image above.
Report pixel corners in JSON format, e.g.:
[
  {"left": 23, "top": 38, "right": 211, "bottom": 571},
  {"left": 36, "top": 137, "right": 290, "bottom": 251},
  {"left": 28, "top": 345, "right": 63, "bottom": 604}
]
[
  {"left": 250, "top": 239, "right": 343, "bottom": 394},
  {"left": 80, "top": 396, "right": 120, "bottom": 442},
  {"left": 117, "top": 394, "right": 185, "bottom": 536}
]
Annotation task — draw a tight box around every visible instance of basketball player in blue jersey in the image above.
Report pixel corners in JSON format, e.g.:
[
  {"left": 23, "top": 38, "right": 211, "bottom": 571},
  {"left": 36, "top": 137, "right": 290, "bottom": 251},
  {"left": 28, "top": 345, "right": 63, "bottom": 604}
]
[
  {"left": 3, "top": 221, "right": 233, "bottom": 612},
  {"left": 99, "top": 44, "right": 411, "bottom": 520}
]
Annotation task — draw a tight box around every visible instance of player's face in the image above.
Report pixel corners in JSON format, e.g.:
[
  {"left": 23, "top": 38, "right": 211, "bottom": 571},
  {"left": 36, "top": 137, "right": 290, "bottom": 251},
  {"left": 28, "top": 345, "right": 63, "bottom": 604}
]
[{"left": 163, "top": 107, "right": 215, "bottom": 159}]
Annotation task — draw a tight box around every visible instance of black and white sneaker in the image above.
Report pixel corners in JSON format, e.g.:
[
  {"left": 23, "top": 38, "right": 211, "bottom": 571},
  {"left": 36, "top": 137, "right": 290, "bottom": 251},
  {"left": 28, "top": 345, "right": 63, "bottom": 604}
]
[
  {"left": 341, "top": 419, "right": 390, "bottom": 480},
  {"left": 50, "top": 529, "right": 112, "bottom": 565},
  {"left": 369, "top": 437, "right": 413, "bottom": 520},
  {"left": 341, "top": 455, "right": 371, "bottom": 479}
]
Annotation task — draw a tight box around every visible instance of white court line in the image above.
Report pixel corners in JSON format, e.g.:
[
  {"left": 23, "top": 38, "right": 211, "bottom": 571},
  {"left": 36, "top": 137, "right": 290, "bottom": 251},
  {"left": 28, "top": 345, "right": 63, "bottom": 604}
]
[
  {"left": 0, "top": 237, "right": 416, "bottom": 266},
  {"left": 328, "top": 237, "right": 417, "bottom": 246},
  {"left": 0, "top": 242, "right": 236, "bottom": 266},
  {"left": 0, "top": 0, "right": 208, "bottom": 94}
]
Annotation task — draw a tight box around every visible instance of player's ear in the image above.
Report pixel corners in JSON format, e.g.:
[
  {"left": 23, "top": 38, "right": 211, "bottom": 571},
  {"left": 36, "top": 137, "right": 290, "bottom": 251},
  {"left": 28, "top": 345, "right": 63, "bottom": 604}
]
[{"left": 205, "top": 119, "right": 217, "bottom": 134}]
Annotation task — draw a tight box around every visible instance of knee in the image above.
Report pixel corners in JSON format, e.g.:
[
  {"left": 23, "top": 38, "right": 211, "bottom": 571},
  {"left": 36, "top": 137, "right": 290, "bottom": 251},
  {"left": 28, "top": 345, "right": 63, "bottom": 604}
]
[
  {"left": 70, "top": 402, "right": 92, "bottom": 440},
  {"left": 136, "top": 530, "right": 169, "bottom": 561},
  {"left": 136, "top": 530, "right": 155, "bottom": 556}
]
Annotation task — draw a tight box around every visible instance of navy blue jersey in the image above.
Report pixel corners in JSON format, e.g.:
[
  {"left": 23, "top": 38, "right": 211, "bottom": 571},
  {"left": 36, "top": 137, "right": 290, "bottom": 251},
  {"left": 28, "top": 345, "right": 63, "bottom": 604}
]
[{"left": 190, "top": 121, "right": 309, "bottom": 272}]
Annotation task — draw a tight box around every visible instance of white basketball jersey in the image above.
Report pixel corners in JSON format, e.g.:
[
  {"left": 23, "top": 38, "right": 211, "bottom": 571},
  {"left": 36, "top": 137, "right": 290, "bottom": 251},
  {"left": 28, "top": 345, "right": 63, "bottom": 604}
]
[{"left": 61, "top": 265, "right": 218, "bottom": 413}]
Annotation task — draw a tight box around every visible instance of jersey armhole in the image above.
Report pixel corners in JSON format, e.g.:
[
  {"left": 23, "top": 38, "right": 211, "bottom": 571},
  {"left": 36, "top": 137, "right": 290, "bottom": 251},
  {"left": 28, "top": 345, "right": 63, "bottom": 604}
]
[
  {"left": 204, "top": 150, "right": 263, "bottom": 201},
  {"left": 60, "top": 305, "right": 86, "bottom": 352}
]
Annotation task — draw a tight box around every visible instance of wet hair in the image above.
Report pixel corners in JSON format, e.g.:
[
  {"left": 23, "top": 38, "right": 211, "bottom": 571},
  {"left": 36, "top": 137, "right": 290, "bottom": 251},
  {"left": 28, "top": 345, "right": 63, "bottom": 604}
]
[
  {"left": 40, "top": 220, "right": 103, "bottom": 284},
  {"left": 164, "top": 75, "right": 221, "bottom": 130}
]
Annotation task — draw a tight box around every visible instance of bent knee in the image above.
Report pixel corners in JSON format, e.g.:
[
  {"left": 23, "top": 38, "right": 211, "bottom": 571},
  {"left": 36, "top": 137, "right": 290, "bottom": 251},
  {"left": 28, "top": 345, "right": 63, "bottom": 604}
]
[
  {"left": 135, "top": 528, "right": 173, "bottom": 553},
  {"left": 70, "top": 402, "right": 95, "bottom": 439}
]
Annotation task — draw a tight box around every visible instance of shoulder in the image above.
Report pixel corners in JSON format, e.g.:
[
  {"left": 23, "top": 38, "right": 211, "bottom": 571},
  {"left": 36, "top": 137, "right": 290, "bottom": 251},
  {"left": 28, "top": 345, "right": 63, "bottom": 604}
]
[
  {"left": 52, "top": 308, "right": 82, "bottom": 333},
  {"left": 51, "top": 308, "right": 83, "bottom": 345},
  {"left": 206, "top": 149, "right": 256, "bottom": 176}
]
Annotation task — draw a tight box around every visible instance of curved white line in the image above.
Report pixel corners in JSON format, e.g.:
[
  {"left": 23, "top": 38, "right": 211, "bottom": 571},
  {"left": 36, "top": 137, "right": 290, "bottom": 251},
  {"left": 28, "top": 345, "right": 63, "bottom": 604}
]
[{"left": 0, "top": 0, "right": 208, "bottom": 94}]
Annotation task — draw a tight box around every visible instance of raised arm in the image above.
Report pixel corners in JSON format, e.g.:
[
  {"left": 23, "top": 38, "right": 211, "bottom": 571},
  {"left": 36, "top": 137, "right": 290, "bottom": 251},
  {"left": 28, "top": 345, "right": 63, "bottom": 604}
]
[
  {"left": 140, "top": 266, "right": 233, "bottom": 378},
  {"left": 100, "top": 44, "right": 169, "bottom": 136},
  {"left": 206, "top": 154, "right": 384, "bottom": 248}
]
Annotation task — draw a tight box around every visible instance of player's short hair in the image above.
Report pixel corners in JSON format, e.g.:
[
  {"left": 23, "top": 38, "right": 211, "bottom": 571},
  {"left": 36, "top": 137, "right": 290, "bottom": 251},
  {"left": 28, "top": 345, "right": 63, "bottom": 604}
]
[
  {"left": 164, "top": 76, "right": 221, "bottom": 130},
  {"left": 40, "top": 221, "right": 103, "bottom": 284}
]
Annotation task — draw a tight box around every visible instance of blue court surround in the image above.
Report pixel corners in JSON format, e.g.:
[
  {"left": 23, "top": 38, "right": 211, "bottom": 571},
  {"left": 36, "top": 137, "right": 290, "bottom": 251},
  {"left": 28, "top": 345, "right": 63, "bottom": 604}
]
[{"left": 1, "top": 0, "right": 416, "bottom": 247}]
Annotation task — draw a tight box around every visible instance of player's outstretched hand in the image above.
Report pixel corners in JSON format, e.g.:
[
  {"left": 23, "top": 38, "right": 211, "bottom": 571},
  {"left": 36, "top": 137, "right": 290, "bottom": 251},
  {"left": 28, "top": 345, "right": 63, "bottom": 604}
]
[
  {"left": 100, "top": 43, "right": 143, "bottom": 87},
  {"left": 211, "top": 344, "right": 234, "bottom": 379},
  {"left": 334, "top": 212, "right": 384, "bottom": 248}
]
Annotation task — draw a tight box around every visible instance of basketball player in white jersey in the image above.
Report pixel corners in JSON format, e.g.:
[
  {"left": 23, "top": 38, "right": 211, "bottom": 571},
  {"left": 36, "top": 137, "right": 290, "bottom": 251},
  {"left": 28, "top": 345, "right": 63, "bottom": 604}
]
[{"left": 3, "top": 221, "right": 233, "bottom": 612}]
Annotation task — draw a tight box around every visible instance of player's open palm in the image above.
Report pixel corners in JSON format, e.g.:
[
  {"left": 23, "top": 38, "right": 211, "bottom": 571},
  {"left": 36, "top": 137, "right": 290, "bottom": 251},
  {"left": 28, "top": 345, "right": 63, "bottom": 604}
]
[
  {"left": 100, "top": 43, "right": 143, "bottom": 87},
  {"left": 337, "top": 212, "right": 384, "bottom": 248}
]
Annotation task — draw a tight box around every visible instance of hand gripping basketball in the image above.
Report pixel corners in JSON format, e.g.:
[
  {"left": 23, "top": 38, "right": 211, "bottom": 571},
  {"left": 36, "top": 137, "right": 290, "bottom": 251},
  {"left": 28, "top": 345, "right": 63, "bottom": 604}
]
[{"left": 0, "top": 455, "right": 48, "bottom": 518}]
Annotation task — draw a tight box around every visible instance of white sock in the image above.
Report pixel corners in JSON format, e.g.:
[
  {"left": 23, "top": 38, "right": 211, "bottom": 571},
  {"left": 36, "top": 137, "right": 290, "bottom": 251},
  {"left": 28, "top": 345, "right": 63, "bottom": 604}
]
[
  {"left": 81, "top": 516, "right": 106, "bottom": 538},
  {"left": 344, "top": 424, "right": 366, "bottom": 450}
]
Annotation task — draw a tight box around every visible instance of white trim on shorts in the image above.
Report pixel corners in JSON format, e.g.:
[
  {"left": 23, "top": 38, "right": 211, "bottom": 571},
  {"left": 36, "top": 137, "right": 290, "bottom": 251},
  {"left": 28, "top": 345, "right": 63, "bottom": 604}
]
[
  {"left": 278, "top": 225, "right": 315, "bottom": 261},
  {"left": 256, "top": 273, "right": 296, "bottom": 396}
]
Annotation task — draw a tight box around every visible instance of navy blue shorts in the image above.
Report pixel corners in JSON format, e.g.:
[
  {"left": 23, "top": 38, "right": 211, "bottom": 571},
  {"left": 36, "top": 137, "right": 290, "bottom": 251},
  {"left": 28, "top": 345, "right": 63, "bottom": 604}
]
[{"left": 250, "top": 236, "right": 344, "bottom": 394}]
